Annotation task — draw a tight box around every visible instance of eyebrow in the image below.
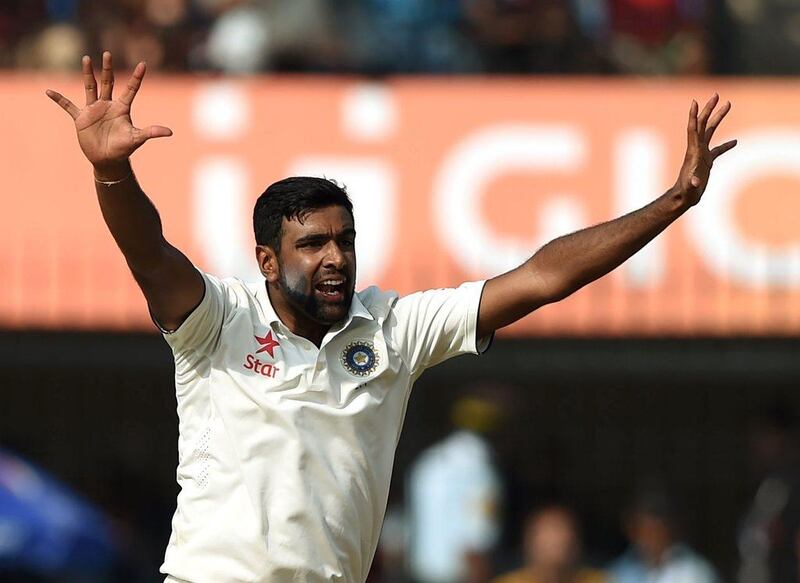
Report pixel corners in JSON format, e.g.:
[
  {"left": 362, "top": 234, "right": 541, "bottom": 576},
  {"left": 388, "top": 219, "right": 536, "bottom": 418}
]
[{"left": 294, "top": 228, "right": 356, "bottom": 246}]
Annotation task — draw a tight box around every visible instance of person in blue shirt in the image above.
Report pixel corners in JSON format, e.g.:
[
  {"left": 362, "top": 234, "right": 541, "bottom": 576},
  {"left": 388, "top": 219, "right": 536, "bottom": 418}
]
[{"left": 610, "top": 488, "right": 718, "bottom": 583}]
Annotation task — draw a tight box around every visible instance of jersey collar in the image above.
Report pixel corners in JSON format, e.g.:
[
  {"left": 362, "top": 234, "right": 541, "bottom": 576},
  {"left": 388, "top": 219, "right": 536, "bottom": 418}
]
[{"left": 348, "top": 292, "right": 374, "bottom": 323}]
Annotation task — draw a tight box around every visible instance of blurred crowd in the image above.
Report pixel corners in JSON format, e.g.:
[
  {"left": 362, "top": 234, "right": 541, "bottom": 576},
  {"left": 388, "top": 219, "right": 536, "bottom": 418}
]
[
  {"left": 3, "top": 0, "right": 800, "bottom": 76},
  {"left": 4, "top": 385, "right": 800, "bottom": 583},
  {"left": 367, "top": 396, "right": 800, "bottom": 583}
]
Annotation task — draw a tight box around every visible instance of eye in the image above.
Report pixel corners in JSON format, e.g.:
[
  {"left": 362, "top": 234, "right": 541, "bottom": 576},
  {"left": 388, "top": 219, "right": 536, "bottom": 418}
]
[
  {"left": 297, "top": 239, "right": 324, "bottom": 249},
  {"left": 340, "top": 239, "right": 355, "bottom": 249}
]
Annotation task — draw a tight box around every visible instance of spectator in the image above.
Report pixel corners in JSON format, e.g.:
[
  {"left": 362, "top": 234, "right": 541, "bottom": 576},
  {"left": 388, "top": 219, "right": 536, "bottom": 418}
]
[
  {"left": 723, "top": 0, "right": 800, "bottom": 75},
  {"left": 464, "top": 0, "right": 602, "bottom": 74},
  {"left": 492, "top": 505, "right": 606, "bottom": 583},
  {"left": 261, "top": 0, "right": 342, "bottom": 72},
  {"left": 407, "top": 396, "right": 503, "bottom": 583},
  {"left": 14, "top": 23, "right": 85, "bottom": 70},
  {"left": 357, "top": 0, "right": 480, "bottom": 73},
  {"left": 737, "top": 403, "right": 800, "bottom": 583},
  {"left": 602, "top": 0, "right": 709, "bottom": 75},
  {"left": 0, "top": 1, "right": 46, "bottom": 68},
  {"left": 609, "top": 487, "right": 718, "bottom": 583},
  {"left": 205, "top": 3, "right": 271, "bottom": 74}
]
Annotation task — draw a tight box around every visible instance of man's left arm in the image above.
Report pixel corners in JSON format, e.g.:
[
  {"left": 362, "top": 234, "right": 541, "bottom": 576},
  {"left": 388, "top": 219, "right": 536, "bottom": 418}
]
[{"left": 477, "top": 95, "right": 737, "bottom": 338}]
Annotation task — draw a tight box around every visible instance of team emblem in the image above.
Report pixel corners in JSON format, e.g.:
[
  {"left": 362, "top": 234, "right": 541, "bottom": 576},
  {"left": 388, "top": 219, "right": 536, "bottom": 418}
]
[{"left": 342, "top": 341, "right": 379, "bottom": 377}]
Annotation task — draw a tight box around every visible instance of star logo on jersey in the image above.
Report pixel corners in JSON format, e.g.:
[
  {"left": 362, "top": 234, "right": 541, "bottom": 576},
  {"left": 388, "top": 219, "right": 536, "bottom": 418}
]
[{"left": 254, "top": 330, "right": 280, "bottom": 358}]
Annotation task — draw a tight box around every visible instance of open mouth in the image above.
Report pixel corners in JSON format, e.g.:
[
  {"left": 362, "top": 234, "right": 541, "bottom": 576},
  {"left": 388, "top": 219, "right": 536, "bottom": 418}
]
[{"left": 314, "top": 278, "right": 346, "bottom": 302}]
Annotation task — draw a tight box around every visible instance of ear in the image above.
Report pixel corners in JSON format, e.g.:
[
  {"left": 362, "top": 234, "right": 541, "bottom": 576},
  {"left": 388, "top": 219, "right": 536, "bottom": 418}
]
[{"left": 255, "top": 245, "right": 280, "bottom": 283}]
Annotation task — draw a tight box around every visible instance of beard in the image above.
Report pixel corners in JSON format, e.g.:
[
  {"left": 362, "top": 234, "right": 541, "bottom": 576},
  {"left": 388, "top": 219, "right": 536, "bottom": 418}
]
[{"left": 279, "top": 269, "right": 352, "bottom": 325}]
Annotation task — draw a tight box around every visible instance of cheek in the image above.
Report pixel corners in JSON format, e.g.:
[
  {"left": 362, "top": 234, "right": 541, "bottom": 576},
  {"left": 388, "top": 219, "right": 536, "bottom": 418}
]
[
  {"left": 280, "top": 259, "right": 315, "bottom": 290},
  {"left": 282, "top": 268, "right": 308, "bottom": 290}
]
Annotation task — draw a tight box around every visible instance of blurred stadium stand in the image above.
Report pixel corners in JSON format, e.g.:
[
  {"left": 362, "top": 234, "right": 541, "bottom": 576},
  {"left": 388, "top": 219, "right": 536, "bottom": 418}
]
[{"left": 1, "top": 0, "right": 799, "bottom": 76}]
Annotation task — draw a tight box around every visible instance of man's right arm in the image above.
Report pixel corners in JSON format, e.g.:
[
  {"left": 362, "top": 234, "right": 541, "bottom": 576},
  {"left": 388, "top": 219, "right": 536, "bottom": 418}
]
[
  {"left": 47, "top": 52, "right": 203, "bottom": 331},
  {"left": 94, "top": 159, "right": 204, "bottom": 331}
]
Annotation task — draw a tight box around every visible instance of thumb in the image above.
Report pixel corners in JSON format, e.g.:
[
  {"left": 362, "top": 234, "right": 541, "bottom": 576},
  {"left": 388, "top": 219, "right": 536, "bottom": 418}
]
[
  {"left": 143, "top": 125, "right": 173, "bottom": 140},
  {"left": 133, "top": 125, "right": 173, "bottom": 146}
]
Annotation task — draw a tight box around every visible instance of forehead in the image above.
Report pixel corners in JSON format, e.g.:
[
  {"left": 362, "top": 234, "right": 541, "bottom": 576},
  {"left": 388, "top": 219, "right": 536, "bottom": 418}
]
[
  {"left": 528, "top": 509, "right": 574, "bottom": 534},
  {"left": 282, "top": 205, "right": 355, "bottom": 238}
]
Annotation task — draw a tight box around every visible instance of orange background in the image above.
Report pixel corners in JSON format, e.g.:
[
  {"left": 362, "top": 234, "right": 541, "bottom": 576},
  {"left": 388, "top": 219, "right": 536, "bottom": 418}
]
[{"left": 3, "top": 74, "right": 800, "bottom": 335}]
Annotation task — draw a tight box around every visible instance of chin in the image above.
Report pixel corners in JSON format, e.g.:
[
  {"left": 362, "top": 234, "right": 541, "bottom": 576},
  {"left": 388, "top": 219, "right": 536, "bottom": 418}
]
[{"left": 316, "top": 303, "right": 350, "bottom": 324}]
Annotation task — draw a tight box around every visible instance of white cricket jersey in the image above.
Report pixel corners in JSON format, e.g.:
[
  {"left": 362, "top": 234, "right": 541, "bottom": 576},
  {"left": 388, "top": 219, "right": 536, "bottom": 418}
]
[{"left": 159, "top": 271, "right": 489, "bottom": 583}]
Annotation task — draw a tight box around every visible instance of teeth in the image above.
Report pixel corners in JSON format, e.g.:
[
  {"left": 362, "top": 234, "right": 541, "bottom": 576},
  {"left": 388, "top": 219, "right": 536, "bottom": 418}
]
[{"left": 317, "top": 279, "right": 344, "bottom": 296}]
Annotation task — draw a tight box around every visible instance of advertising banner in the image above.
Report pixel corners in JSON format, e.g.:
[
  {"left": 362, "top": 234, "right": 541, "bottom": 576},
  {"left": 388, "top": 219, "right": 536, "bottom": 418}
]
[{"left": 3, "top": 75, "right": 799, "bottom": 335}]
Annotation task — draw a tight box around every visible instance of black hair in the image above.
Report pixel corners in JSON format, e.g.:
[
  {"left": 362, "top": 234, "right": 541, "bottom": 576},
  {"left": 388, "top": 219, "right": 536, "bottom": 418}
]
[
  {"left": 253, "top": 176, "right": 354, "bottom": 251},
  {"left": 627, "top": 480, "right": 680, "bottom": 532}
]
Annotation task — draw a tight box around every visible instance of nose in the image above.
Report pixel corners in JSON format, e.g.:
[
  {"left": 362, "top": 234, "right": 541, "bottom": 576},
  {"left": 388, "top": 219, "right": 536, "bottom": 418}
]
[{"left": 322, "top": 241, "right": 346, "bottom": 270}]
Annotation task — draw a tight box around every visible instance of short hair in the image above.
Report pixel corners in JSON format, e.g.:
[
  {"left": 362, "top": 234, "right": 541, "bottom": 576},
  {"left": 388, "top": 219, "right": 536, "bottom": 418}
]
[
  {"left": 253, "top": 176, "right": 353, "bottom": 252},
  {"left": 627, "top": 484, "right": 679, "bottom": 531}
]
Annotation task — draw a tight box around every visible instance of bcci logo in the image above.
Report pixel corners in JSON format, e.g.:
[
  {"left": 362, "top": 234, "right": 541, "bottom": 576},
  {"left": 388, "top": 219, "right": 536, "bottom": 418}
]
[{"left": 342, "top": 341, "right": 380, "bottom": 377}]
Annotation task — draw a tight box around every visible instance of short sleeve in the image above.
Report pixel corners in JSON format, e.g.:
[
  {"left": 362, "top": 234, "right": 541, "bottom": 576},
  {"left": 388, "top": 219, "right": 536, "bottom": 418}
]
[
  {"left": 391, "top": 281, "right": 492, "bottom": 376},
  {"left": 160, "top": 271, "right": 229, "bottom": 357}
]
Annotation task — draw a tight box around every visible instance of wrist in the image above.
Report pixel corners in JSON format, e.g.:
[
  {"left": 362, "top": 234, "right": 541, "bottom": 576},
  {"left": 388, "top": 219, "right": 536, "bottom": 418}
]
[
  {"left": 93, "top": 159, "right": 131, "bottom": 182},
  {"left": 665, "top": 184, "right": 695, "bottom": 214}
]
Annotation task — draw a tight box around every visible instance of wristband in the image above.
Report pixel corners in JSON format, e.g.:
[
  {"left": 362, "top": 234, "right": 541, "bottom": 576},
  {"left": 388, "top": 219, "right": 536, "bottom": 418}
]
[{"left": 94, "top": 169, "right": 132, "bottom": 186}]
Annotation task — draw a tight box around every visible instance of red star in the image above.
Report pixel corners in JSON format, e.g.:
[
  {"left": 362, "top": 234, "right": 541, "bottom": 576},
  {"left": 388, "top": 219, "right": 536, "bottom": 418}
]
[{"left": 254, "top": 330, "right": 280, "bottom": 358}]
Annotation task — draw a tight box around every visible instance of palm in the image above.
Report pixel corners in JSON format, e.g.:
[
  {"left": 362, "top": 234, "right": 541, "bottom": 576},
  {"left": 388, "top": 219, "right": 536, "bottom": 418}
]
[
  {"left": 47, "top": 52, "right": 172, "bottom": 168},
  {"left": 677, "top": 94, "right": 737, "bottom": 206},
  {"left": 76, "top": 100, "right": 139, "bottom": 164}
]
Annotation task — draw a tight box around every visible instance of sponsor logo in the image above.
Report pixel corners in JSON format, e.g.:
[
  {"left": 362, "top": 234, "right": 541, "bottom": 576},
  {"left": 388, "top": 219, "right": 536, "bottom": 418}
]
[
  {"left": 243, "top": 354, "right": 279, "bottom": 378},
  {"left": 341, "top": 341, "right": 379, "bottom": 377},
  {"left": 243, "top": 330, "right": 281, "bottom": 378},
  {"left": 254, "top": 330, "right": 280, "bottom": 358}
]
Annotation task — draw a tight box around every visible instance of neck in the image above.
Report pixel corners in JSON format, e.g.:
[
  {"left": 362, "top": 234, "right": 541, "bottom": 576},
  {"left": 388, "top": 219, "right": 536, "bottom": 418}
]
[
  {"left": 267, "top": 283, "right": 330, "bottom": 347},
  {"left": 529, "top": 565, "right": 573, "bottom": 583},
  {"left": 645, "top": 547, "right": 671, "bottom": 568}
]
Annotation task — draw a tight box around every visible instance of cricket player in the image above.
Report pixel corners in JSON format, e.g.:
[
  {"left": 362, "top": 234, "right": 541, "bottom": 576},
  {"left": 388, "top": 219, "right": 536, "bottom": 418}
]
[{"left": 46, "top": 52, "right": 736, "bottom": 583}]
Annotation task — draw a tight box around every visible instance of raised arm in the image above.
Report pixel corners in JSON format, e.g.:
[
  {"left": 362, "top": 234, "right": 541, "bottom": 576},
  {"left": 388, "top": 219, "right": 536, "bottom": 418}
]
[
  {"left": 477, "top": 94, "right": 737, "bottom": 338},
  {"left": 47, "top": 52, "right": 203, "bottom": 331}
]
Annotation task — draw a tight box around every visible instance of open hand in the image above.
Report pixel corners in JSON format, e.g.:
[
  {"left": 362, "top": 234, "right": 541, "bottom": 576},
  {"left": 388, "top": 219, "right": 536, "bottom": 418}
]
[
  {"left": 46, "top": 52, "right": 172, "bottom": 176},
  {"left": 674, "top": 94, "right": 737, "bottom": 206}
]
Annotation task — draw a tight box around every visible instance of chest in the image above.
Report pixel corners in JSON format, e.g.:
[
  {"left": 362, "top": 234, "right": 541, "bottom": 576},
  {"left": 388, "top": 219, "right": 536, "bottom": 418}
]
[{"left": 212, "top": 310, "right": 406, "bottom": 413}]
